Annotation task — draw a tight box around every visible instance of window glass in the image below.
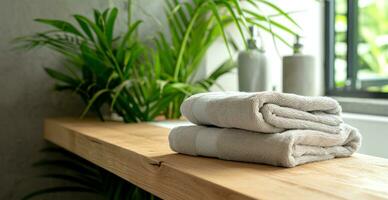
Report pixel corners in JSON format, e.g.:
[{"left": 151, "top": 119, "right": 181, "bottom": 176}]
[
  {"left": 333, "top": 0, "right": 388, "bottom": 93},
  {"left": 334, "top": 0, "right": 348, "bottom": 88},
  {"left": 357, "top": 0, "right": 388, "bottom": 92}
]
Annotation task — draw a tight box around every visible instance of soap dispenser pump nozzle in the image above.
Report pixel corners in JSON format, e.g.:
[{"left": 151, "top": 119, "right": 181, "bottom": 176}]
[
  {"left": 293, "top": 35, "right": 303, "bottom": 54},
  {"left": 246, "top": 26, "right": 265, "bottom": 52},
  {"left": 247, "top": 26, "right": 258, "bottom": 50}
]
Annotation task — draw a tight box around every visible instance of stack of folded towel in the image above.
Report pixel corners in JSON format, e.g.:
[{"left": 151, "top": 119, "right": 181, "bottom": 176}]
[{"left": 168, "top": 92, "right": 362, "bottom": 167}]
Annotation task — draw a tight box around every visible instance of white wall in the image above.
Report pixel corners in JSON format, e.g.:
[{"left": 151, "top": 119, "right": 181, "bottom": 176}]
[
  {"left": 343, "top": 113, "right": 388, "bottom": 159},
  {"left": 207, "top": 0, "right": 325, "bottom": 94}
]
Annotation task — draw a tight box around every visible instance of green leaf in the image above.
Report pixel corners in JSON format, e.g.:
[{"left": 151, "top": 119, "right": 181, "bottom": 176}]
[
  {"left": 111, "top": 180, "right": 124, "bottom": 200},
  {"left": 219, "top": 0, "right": 249, "bottom": 48},
  {"left": 173, "top": 3, "right": 204, "bottom": 80},
  {"left": 106, "top": 8, "right": 118, "bottom": 44},
  {"left": 255, "top": 0, "right": 300, "bottom": 28},
  {"left": 94, "top": 9, "right": 105, "bottom": 30},
  {"left": 35, "top": 19, "right": 83, "bottom": 37},
  {"left": 74, "top": 14, "right": 109, "bottom": 50},
  {"left": 21, "top": 186, "right": 97, "bottom": 200},
  {"left": 131, "top": 187, "right": 144, "bottom": 200},
  {"left": 116, "top": 20, "right": 142, "bottom": 63},
  {"left": 81, "top": 88, "right": 110, "bottom": 118},
  {"left": 38, "top": 174, "right": 101, "bottom": 191},
  {"left": 208, "top": 1, "right": 233, "bottom": 57},
  {"left": 196, "top": 59, "right": 236, "bottom": 90},
  {"left": 247, "top": 19, "right": 292, "bottom": 47},
  {"left": 33, "top": 159, "right": 100, "bottom": 178},
  {"left": 44, "top": 68, "right": 78, "bottom": 85},
  {"left": 79, "top": 42, "right": 111, "bottom": 76},
  {"left": 110, "top": 80, "right": 131, "bottom": 110},
  {"left": 74, "top": 15, "right": 95, "bottom": 41},
  {"left": 244, "top": 9, "right": 297, "bottom": 36},
  {"left": 54, "top": 84, "right": 76, "bottom": 91}
]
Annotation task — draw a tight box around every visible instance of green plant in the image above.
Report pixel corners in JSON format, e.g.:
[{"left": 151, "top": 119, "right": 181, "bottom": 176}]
[
  {"left": 17, "top": 8, "right": 157, "bottom": 199},
  {"left": 16, "top": 7, "right": 146, "bottom": 121},
  {"left": 17, "top": 0, "right": 298, "bottom": 121},
  {"left": 22, "top": 146, "right": 159, "bottom": 200},
  {"left": 145, "top": 0, "right": 299, "bottom": 118}
]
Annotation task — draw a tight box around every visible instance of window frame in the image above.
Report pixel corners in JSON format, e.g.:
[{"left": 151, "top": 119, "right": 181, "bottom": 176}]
[{"left": 324, "top": 0, "right": 388, "bottom": 99}]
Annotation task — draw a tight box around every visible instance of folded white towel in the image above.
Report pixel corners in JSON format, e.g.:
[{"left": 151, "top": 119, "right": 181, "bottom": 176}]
[
  {"left": 181, "top": 92, "right": 343, "bottom": 134},
  {"left": 169, "top": 125, "right": 361, "bottom": 167}
]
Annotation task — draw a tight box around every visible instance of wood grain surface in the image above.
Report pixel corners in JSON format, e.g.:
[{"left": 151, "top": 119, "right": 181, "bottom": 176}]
[{"left": 44, "top": 118, "right": 388, "bottom": 200}]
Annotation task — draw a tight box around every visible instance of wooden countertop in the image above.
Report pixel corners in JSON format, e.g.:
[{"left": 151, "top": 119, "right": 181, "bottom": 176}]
[{"left": 44, "top": 118, "right": 388, "bottom": 200}]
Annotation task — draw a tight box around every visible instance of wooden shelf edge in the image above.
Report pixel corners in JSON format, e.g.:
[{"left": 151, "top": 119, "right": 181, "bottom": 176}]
[
  {"left": 43, "top": 118, "right": 256, "bottom": 200},
  {"left": 43, "top": 118, "right": 388, "bottom": 200}
]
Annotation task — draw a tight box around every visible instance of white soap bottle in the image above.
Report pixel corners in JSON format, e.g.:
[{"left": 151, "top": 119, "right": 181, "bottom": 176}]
[
  {"left": 282, "top": 36, "right": 317, "bottom": 96},
  {"left": 238, "top": 26, "right": 269, "bottom": 92}
]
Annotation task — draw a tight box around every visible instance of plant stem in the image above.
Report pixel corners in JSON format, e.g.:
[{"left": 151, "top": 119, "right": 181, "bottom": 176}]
[
  {"left": 173, "top": 5, "right": 203, "bottom": 81},
  {"left": 128, "top": 0, "right": 132, "bottom": 27}
]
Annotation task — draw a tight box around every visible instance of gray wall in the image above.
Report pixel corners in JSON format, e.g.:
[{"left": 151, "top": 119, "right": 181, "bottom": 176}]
[{"left": 0, "top": 0, "right": 164, "bottom": 199}]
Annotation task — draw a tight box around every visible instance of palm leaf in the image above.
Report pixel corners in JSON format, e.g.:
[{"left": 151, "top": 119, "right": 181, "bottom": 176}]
[
  {"left": 21, "top": 186, "right": 97, "bottom": 200},
  {"left": 74, "top": 15, "right": 95, "bottom": 41},
  {"left": 105, "top": 8, "right": 118, "bottom": 44},
  {"left": 255, "top": 0, "right": 301, "bottom": 28},
  {"left": 34, "top": 19, "right": 83, "bottom": 37},
  {"left": 44, "top": 68, "right": 79, "bottom": 85},
  {"left": 81, "top": 88, "right": 110, "bottom": 118},
  {"left": 23, "top": 146, "right": 160, "bottom": 200}
]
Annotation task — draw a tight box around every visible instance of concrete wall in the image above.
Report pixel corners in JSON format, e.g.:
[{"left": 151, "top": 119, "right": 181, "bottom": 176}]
[{"left": 0, "top": 0, "right": 164, "bottom": 199}]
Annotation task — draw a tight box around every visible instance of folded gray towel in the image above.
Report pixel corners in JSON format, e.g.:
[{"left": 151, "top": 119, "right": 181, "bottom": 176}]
[
  {"left": 181, "top": 92, "right": 343, "bottom": 134},
  {"left": 169, "top": 125, "right": 361, "bottom": 167}
]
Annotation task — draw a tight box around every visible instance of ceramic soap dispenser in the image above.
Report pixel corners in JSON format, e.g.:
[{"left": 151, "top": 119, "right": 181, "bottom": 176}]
[
  {"left": 282, "top": 35, "right": 317, "bottom": 96},
  {"left": 238, "top": 26, "right": 269, "bottom": 92}
]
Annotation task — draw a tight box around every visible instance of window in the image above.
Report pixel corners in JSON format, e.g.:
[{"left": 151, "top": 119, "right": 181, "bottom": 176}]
[{"left": 325, "top": 0, "right": 388, "bottom": 98}]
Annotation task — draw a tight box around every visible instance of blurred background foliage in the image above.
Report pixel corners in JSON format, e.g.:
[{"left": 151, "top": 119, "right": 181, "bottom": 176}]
[{"left": 334, "top": 0, "right": 388, "bottom": 92}]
